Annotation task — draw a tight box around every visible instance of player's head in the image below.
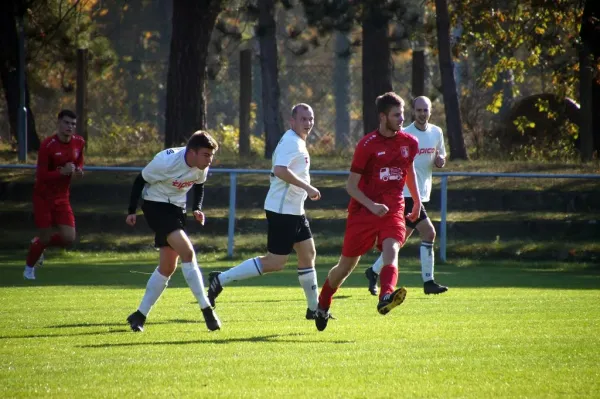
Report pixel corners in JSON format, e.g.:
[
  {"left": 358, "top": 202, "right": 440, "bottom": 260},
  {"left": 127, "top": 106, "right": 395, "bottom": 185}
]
[
  {"left": 57, "top": 109, "right": 77, "bottom": 138},
  {"left": 412, "top": 96, "right": 432, "bottom": 126},
  {"left": 290, "top": 103, "right": 314, "bottom": 138},
  {"left": 186, "top": 130, "right": 219, "bottom": 170},
  {"left": 376, "top": 92, "right": 405, "bottom": 132}
]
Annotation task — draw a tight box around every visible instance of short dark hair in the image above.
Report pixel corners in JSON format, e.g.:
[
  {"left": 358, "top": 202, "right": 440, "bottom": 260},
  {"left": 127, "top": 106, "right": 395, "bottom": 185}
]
[
  {"left": 58, "top": 109, "right": 77, "bottom": 120},
  {"left": 291, "top": 103, "right": 313, "bottom": 118},
  {"left": 375, "top": 92, "right": 405, "bottom": 116},
  {"left": 186, "top": 130, "right": 219, "bottom": 152}
]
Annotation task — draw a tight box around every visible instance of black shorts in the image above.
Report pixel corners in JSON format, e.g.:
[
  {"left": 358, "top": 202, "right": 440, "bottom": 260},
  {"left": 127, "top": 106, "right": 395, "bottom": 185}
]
[
  {"left": 266, "top": 210, "right": 313, "bottom": 255},
  {"left": 404, "top": 197, "right": 429, "bottom": 230},
  {"left": 142, "top": 200, "right": 187, "bottom": 248}
]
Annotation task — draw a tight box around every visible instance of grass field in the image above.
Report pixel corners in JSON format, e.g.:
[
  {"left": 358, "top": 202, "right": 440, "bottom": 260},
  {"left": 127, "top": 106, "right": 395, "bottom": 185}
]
[{"left": 1, "top": 250, "right": 599, "bottom": 398}]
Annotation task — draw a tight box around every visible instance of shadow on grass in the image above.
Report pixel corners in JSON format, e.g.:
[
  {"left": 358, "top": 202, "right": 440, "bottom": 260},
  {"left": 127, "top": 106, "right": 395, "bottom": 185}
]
[
  {"left": 0, "top": 329, "right": 129, "bottom": 340},
  {"left": 78, "top": 333, "right": 355, "bottom": 348}
]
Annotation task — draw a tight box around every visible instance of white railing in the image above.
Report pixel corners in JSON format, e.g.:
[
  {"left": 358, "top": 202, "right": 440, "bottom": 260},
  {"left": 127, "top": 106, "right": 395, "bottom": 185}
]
[{"left": 1, "top": 164, "right": 599, "bottom": 260}]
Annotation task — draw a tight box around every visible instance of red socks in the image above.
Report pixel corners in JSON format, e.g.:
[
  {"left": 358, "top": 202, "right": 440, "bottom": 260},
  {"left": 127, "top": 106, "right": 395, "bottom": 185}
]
[
  {"left": 318, "top": 278, "right": 338, "bottom": 310},
  {"left": 379, "top": 264, "right": 398, "bottom": 299},
  {"left": 25, "top": 234, "right": 68, "bottom": 266}
]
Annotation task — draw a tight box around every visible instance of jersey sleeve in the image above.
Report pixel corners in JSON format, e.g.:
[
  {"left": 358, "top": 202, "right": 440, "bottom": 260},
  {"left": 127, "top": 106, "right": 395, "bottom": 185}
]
[
  {"left": 36, "top": 142, "right": 63, "bottom": 182},
  {"left": 409, "top": 136, "right": 419, "bottom": 163},
  {"left": 436, "top": 128, "right": 447, "bottom": 158},
  {"left": 350, "top": 141, "right": 370, "bottom": 174},
  {"left": 141, "top": 152, "right": 167, "bottom": 184},
  {"left": 75, "top": 140, "right": 85, "bottom": 169},
  {"left": 273, "top": 140, "right": 302, "bottom": 167}
]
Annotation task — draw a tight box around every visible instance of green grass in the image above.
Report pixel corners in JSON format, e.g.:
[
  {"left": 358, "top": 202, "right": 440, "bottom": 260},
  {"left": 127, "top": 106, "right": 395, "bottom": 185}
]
[{"left": 1, "top": 250, "right": 599, "bottom": 398}]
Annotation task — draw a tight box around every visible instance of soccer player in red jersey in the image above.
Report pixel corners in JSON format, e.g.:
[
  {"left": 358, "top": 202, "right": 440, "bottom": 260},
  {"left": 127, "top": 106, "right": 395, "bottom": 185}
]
[
  {"left": 314, "top": 92, "right": 421, "bottom": 331},
  {"left": 23, "top": 110, "right": 85, "bottom": 280}
]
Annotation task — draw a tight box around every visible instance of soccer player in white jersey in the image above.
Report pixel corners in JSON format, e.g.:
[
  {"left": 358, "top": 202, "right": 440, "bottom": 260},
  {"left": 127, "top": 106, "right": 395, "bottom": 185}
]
[
  {"left": 125, "top": 131, "right": 221, "bottom": 332},
  {"left": 364, "top": 96, "right": 449, "bottom": 295},
  {"left": 207, "top": 103, "right": 323, "bottom": 320}
]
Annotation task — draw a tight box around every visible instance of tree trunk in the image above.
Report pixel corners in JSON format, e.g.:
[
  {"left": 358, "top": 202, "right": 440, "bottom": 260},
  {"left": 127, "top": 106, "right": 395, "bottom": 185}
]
[
  {"left": 164, "top": 0, "right": 223, "bottom": 148},
  {"left": 362, "top": 6, "right": 393, "bottom": 135},
  {"left": 334, "top": 31, "right": 351, "bottom": 149},
  {"left": 239, "top": 49, "right": 251, "bottom": 156},
  {"left": 412, "top": 49, "right": 425, "bottom": 98},
  {"left": 578, "top": 43, "right": 594, "bottom": 162},
  {"left": 435, "top": 0, "right": 467, "bottom": 160},
  {"left": 258, "top": 0, "right": 283, "bottom": 158},
  {"left": 0, "top": 2, "right": 39, "bottom": 152}
]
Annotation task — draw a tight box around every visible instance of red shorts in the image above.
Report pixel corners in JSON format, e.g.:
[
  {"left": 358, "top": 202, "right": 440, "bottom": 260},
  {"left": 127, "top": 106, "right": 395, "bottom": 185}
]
[
  {"left": 33, "top": 194, "right": 75, "bottom": 229},
  {"left": 341, "top": 208, "right": 406, "bottom": 257}
]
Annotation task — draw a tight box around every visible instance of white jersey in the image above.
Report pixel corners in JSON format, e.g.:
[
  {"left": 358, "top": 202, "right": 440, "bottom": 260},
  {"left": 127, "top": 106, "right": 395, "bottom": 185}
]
[
  {"left": 141, "top": 147, "right": 208, "bottom": 209},
  {"left": 264, "top": 129, "right": 310, "bottom": 215},
  {"left": 402, "top": 122, "right": 446, "bottom": 202}
]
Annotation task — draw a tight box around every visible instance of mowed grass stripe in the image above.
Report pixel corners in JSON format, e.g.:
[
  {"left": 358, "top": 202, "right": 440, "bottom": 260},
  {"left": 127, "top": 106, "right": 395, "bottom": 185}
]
[{"left": 1, "top": 251, "right": 599, "bottom": 397}]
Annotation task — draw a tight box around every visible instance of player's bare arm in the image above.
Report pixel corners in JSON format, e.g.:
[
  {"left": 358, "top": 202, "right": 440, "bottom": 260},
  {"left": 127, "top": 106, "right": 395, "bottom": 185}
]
[
  {"left": 405, "top": 165, "right": 421, "bottom": 223},
  {"left": 346, "top": 172, "right": 388, "bottom": 217},
  {"left": 273, "top": 165, "right": 321, "bottom": 200}
]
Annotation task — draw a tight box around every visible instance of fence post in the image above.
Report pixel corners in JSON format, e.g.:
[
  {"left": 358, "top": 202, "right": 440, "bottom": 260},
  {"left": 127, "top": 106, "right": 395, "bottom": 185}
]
[
  {"left": 439, "top": 175, "right": 448, "bottom": 263},
  {"left": 227, "top": 172, "right": 238, "bottom": 258},
  {"left": 76, "top": 49, "right": 89, "bottom": 145}
]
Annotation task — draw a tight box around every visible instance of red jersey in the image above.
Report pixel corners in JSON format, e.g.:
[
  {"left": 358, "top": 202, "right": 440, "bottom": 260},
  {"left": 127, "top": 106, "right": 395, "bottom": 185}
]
[
  {"left": 33, "top": 134, "right": 85, "bottom": 202},
  {"left": 348, "top": 129, "right": 418, "bottom": 214}
]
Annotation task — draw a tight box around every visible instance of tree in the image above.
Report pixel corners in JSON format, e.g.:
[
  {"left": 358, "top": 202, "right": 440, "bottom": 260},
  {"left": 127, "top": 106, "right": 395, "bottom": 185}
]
[
  {"left": 164, "top": 0, "right": 224, "bottom": 147},
  {"left": 255, "top": 0, "right": 284, "bottom": 158},
  {"left": 0, "top": 0, "right": 40, "bottom": 152},
  {"left": 435, "top": 0, "right": 468, "bottom": 159},
  {"left": 334, "top": 31, "right": 351, "bottom": 149}
]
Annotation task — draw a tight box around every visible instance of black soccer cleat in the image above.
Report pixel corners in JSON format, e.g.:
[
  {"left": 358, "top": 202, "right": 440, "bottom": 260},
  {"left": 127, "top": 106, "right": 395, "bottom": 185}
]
[
  {"left": 377, "top": 287, "right": 407, "bottom": 315},
  {"left": 201, "top": 306, "right": 222, "bottom": 331},
  {"left": 127, "top": 310, "right": 146, "bottom": 332},
  {"left": 365, "top": 267, "right": 379, "bottom": 296},
  {"left": 306, "top": 308, "right": 316, "bottom": 320},
  {"left": 424, "top": 280, "right": 448, "bottom": 295},
  {"left": 315, "top": 307, "right": 332, "bottom": 331},
  {"left": 207, "top": 271, "right": 223, "bottom": 308}
]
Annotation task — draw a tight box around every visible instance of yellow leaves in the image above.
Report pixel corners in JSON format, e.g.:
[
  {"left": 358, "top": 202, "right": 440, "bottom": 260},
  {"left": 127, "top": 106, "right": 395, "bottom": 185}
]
[
  {"left": 534, "top": 26, "right": 545, "bottom": 35},
  {"left": 486, "top": 92, "right": 504, "bottom": 114},
  {"left": 98, "top": 9, "right": 109, "bottom": 17},
  {"left": 513, "top": 116, "right": 535, "bottom": 135}
]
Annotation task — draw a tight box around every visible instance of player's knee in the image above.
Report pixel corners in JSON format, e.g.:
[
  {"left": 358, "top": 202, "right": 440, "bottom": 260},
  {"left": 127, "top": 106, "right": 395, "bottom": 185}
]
[
  {"left": 423, "top": 230, "right": 436, "bottom": 242},
  {"left": 178, "top": 248, "right": 195, "bottom": 263},
  {"left": 62, "top": 233, "right": 76, "bottom": 245}
]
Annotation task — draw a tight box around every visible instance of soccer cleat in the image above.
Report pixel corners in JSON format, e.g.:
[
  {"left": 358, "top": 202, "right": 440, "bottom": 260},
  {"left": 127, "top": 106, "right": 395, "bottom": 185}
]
[
  {"left": 207, "top": 271, "right": 223, "bottom": 308},
  {"left": 127, "top": 310, "right": 146, "bottom": 332},
  {"left": 377, "top": 287, "right": 407, "bottom": 315},
  {"left": 315, "top": 307, "right": 332, "bottom": 331},
  {"left": 23, "top": 266, "right": 35, "bottom": 280},
  {"left": 201, "top": 307, "right": 222, "bottom": 331},
  {"left": 305, "top": 308, "right": 316, "bottom": 320},
  {"left": 424, "top": 280, "right": 448, "bottom": 295},
  {"left": 365, "top": 267, "right": 379, "bottom": 296}
]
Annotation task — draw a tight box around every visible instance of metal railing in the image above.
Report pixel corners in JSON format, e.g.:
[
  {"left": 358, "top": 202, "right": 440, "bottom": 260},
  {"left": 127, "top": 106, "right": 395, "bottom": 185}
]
[{"left": 1, "top": 164, "right": 599, "bottom": 260}]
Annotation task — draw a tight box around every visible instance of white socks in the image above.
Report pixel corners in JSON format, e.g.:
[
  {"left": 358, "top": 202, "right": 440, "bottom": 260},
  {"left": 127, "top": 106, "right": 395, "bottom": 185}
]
[
  {"left": 420, "top": 241, "right": 434, "bottom": 282},
  {"left": 138, "top": 267, "right": 169, "bottom": 316},
  {"left": 181, "top": 260, "right": 211, "bottom": 309},
  {"left": 298, "top": 267, "right": 318, "bottom": 311},
  {"left": 218, "top": 257, "right": 263, "bottom": 286},
  {"left": 371, "top": 254, "right": 384, "bottom": 274},
  {"left": 370, "top": 240, "right": 435, "bottom": 282}
]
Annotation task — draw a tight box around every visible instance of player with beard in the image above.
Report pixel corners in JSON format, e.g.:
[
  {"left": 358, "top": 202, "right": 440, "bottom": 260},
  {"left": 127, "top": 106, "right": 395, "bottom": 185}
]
[
  {"left": 314, "top": 92, "right": 421, "bottom": 331},
  {"left": 365, "top": 96, "right": 448, "bottom": 296}
]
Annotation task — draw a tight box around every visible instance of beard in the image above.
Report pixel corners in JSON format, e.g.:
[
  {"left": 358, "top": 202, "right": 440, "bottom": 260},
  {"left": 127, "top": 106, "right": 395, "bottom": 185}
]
[{"left": 386, "top": 120, "right": 400, "bottom": 132}]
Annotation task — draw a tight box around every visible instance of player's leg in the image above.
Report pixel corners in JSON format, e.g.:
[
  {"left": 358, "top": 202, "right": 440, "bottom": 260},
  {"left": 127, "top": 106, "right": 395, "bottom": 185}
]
[
  {"left": 208, "top": 210, "right": 294, "bottom": 307},
  {"left": 366, "top": 227, "right": 414, "bottom": 296},
  {"left": 294, "top": 237, "right": 318, "bottom": 319},
  {"left": 376, "top": 213, "right": 407, "bottom": 315},
  {"left": 415, "top": 216, "right": 448, "bottom": 295},
  {"left": 128, "top": 245, "right": 178, "bottom": 332},
  {"left": 24, "top": 197, "right": 54, "bottom": 279}
]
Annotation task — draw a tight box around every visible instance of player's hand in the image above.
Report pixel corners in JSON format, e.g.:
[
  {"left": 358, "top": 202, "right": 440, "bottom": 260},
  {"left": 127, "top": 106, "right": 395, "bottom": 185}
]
[
  {"left": 73, "top": 168, "right": 84, "bottom": 178},
  {"left": 60, "top": 162, "right": 75, "bottom": 175},
  {"left": 406, "top": 201, "right": 421, "bottom": 223},
  {"left": 306, "top": 185, "right": 321, "bottom": 201},
  {"left": 434, "top": 150, "right": 445, "bottom": 168},
  {"left": 370, "top": 203, "right": 389, "bottom": 217},
  {"left": 193, "top": 210, "right": 205, "bottom": 225},
  {"left": 126, "top": 214, "right": 137, "bottom": 226}
]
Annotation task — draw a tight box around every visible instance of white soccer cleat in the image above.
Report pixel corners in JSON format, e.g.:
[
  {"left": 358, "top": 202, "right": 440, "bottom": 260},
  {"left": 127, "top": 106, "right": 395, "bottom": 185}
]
[{"left": 23, "top": 266, "right": 36, "bottom": 280}]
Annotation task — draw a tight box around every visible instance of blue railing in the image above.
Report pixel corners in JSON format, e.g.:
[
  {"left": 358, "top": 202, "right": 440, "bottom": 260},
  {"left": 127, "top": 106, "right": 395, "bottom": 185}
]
[{"left": 1, "top": 164, "right": 599, "bottom": 261}]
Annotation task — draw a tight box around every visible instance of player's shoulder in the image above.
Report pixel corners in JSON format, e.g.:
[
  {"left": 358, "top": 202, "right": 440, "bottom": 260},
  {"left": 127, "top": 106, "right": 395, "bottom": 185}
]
[
  {"left": 428, "top": 123, "right": 444, "bottom": 135},
  {"left": 41, "top": 135, "right": 57, "bottom": 149},
  {"left": 356, "top": 130, "right": 379, "bottom": 148},
  {"left": 71, "top": 134, "right": 86, "bottom": 146},
  {"left": 398, "top": 130, "right": 419, "bottom": 146},
  {"left": 154, "top": 146, "right": 184, "bottom": 162}
]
